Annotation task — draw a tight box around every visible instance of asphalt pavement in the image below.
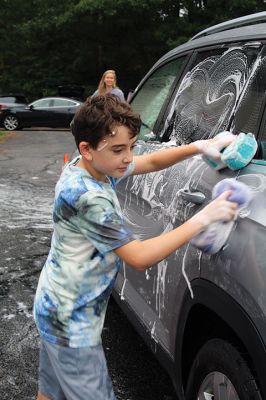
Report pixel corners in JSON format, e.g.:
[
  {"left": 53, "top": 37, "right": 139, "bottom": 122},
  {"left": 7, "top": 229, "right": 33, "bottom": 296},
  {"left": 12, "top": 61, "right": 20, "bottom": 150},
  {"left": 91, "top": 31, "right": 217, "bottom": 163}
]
[{"left": 0, "top": 129, "right": 177, "bottom": 400}]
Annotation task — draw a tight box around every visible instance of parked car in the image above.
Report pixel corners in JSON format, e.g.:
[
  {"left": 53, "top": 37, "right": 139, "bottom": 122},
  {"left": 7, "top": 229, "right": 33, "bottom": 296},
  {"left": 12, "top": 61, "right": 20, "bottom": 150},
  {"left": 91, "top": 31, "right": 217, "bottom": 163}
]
[
  {"left": 0, "top": 97, "right": 82, "bottom": 131},
  {"left": 112, "top": 11, "right": 266, "bottom": 400},
  {"left": 0, "top": 94, "right": 28, "bottom": 110}
]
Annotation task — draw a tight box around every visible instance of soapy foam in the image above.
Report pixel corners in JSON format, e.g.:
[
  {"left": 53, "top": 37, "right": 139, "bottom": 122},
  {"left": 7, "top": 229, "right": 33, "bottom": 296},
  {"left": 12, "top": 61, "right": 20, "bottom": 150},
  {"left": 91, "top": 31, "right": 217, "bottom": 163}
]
[
  {"left": 0, "top": 178, "right": 53, "bottom": 229},
  {"left": 161, "top": 48, "right": 248, "bottom": 144}
]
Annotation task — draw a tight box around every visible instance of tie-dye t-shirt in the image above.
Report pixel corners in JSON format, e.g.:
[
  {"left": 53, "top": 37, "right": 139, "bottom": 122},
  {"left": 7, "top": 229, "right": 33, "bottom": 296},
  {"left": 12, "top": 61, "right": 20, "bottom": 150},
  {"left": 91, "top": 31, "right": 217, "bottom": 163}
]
[{"left": 33, "top": 156, "right": 135, "bottom": 348}]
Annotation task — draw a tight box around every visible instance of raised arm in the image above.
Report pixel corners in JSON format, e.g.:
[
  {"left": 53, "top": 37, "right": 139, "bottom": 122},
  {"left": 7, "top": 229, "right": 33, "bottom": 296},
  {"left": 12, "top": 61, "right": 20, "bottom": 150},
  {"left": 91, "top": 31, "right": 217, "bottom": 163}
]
[{"left": 132, "top": 133, "right": 235, "bottom": 175}]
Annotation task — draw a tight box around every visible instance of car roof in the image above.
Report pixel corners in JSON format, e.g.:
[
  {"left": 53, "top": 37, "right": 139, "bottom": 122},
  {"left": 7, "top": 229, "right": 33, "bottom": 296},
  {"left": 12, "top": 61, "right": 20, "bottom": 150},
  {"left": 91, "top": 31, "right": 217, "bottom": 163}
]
[
  {"left": 191, "top": 11, "right": 266, "bottom": 39},
  {"left": 33, "top": 97, "right": 81, "bottom": 103},
  {"left": 133, "top": 12, "right": 266, "bottom": 100},
  {"left": 151, "top": 19, "right": 266, "bottom": 70},
  {"left": 0, "top": 94, "right": 28, "bottom": 101}
]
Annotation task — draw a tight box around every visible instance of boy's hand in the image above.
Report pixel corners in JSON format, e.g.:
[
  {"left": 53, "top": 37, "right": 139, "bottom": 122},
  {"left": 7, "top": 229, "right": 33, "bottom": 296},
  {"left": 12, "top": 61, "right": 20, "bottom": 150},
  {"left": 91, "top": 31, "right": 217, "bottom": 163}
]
[
  {"left": 192, "top": 191, "right": 238, "bottom": 229},
  {"left": 194, "top": 132, "right": 236, "bottom": 159}
]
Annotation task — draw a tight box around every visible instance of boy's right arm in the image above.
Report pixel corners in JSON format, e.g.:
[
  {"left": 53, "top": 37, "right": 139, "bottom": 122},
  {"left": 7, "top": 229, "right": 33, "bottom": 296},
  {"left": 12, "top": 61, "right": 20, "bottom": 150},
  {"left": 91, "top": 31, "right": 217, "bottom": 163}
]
[
  {"left": 132, "top": 134, "right": 235, "bottom": 176},
  {"left": 115, "top": 191, "right": 237, "bottom": 271}
]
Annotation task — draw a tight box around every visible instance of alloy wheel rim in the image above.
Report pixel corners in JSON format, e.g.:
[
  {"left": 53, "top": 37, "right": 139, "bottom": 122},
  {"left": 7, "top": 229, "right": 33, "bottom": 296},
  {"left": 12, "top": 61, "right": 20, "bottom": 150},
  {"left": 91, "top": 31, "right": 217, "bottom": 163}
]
[
  {"left": 4, "top": 116, "right": 18, "bottom": 130},
  {"left": 197, "top": 371, "right": 240, "bottom": 400}
]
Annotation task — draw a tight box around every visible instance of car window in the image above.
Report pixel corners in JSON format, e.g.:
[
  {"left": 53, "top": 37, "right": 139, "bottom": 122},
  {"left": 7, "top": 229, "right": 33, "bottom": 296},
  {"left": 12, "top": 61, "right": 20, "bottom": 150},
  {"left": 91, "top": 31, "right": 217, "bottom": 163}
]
[
  {"left": 32, "top": 99, "right": 52, "bottom": 108},
  {"left": 0, "top": 96, "right": 27, "bottom": 103},
  {"left": 53, "top": 99, "right": 76, "bottom": 107},
  {"left": 160, "top": 45, "right": 261, "bottom": 145},
  {"left": 232, "top": 46, "right": 266, "bottom": 141},
  {"left": 0, "top": 97, "right": 16, "bottom": 103},
  {"left": 130, "top": 57, "right": 187, "bottom": 141}
]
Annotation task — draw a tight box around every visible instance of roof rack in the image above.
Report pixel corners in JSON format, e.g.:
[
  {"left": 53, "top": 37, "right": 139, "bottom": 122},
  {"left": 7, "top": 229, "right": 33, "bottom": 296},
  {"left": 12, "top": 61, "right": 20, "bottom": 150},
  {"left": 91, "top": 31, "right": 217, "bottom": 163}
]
[{"left": 191, "top": 11, "right": 266, "bottom": 41}]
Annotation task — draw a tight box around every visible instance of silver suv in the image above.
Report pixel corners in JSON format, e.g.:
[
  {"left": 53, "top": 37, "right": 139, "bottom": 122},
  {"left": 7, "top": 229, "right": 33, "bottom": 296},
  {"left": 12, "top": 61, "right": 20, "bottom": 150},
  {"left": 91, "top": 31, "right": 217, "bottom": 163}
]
[{"left": 113, "top": 12, "right": 266, "bottom": 400}]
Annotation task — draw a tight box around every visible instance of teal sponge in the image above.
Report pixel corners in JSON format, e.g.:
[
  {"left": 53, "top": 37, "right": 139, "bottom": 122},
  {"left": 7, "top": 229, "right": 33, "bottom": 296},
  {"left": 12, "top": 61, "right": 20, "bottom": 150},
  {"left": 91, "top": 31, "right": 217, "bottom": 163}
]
[{"left": 221, "top": 132, "right": 258, "bottom": 170}]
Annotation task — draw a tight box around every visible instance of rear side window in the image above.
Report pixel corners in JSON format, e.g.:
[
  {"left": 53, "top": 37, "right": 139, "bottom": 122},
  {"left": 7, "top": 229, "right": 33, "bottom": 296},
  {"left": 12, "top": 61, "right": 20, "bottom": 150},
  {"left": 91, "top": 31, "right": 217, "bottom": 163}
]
[
  {"left": 130, "top": 57, "right": 187, "bottom": 141},
  {"left": 161, "top": 45, "right": 261, "bottom": 144},
  {"left": 53, "top": 99, "right": 77, "bottom": 107},
  {"left": 232, "top": 46, "right": 266, "bottom": 137}
]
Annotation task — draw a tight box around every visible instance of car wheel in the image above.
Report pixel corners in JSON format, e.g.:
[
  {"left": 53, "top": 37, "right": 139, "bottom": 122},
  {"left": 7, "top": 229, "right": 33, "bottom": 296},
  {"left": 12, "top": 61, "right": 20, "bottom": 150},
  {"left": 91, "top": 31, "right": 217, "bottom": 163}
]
[
  {"left": 185, "top": 338, "right": 262, "bottom": 400},
  {"left": 3, "top": 115, "right": 19, "bottom": 131}
]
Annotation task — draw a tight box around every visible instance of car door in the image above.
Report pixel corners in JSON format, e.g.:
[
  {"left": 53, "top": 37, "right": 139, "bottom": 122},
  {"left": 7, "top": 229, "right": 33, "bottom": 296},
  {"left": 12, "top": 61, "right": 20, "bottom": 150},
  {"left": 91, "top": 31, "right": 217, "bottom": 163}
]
[
  {"left": 199, "top": 43, "right": 266, "bottom": 349},
  {"left": 51, "top": 98, "right": 79, "bottom": 127},
  {"left": 115, "top": 42, "right": 262, "bottom": 355},
  {"left": 115, "top": 55, "right": 189, "bottom": 348},
  {"left": 19, "top": 98, "right": 54, "bottom": 126}
]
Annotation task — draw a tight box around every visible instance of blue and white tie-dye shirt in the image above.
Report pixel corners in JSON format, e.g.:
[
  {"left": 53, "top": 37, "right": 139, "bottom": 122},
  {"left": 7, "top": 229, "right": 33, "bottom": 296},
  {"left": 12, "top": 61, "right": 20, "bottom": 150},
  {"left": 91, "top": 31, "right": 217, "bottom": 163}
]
[{"left": 34, "top": 156, "right": 135, "bottom": 348}]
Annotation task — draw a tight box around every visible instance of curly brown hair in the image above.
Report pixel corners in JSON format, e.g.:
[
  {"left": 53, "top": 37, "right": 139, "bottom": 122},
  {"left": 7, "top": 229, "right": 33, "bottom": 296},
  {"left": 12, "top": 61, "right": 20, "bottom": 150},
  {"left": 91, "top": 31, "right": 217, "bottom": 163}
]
[{"left": 71, "top": 94, "right": 141, "bottom": 149}]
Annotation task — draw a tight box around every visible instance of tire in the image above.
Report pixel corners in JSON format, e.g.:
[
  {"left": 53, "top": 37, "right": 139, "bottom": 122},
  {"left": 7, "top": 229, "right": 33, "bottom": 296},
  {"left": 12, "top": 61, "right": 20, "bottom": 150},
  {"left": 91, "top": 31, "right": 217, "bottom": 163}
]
[
  {"left": 185, "top": 338, "right": 262, "bottom": 400},
  {"left": 3, "top": 114, "right": 19, "bottom": 131}
]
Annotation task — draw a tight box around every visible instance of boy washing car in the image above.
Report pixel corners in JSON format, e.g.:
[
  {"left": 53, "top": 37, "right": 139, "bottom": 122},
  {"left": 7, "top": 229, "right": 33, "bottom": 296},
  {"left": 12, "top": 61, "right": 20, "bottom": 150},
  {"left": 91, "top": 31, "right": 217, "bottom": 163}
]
[{"left": 34, "top": 94, "right": 237, "bottom": 400}]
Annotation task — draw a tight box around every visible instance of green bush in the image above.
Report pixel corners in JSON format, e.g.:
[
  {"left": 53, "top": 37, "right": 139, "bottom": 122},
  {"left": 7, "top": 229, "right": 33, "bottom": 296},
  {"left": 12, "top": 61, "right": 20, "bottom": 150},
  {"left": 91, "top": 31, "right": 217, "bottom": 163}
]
[{"left": 0, "top": 131, "right": 9, "bottom": 140}]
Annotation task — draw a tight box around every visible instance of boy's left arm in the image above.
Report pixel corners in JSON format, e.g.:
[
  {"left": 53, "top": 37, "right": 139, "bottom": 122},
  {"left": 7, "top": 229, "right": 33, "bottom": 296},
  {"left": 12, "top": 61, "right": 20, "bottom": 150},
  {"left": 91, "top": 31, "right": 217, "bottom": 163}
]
[{"left": 132, "top": 134, "right": 236, "bottom": 175}]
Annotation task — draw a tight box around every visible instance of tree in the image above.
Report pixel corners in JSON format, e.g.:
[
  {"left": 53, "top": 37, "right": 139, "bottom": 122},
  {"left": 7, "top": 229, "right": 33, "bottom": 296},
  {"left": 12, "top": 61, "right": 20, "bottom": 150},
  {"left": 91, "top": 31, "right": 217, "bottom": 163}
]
[{"left": 0, "top": 0, "right": 266, "bottom": 99}]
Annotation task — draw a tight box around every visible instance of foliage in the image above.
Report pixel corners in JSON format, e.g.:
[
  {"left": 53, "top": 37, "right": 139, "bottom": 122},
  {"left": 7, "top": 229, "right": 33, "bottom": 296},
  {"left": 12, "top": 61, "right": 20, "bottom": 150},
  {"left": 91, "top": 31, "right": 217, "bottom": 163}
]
[
  {"left": 0, "top": 131, "right": 9, "bottom": 140},
  {"left": 0, "top": 0, "right": 266, "bottom": 100}
]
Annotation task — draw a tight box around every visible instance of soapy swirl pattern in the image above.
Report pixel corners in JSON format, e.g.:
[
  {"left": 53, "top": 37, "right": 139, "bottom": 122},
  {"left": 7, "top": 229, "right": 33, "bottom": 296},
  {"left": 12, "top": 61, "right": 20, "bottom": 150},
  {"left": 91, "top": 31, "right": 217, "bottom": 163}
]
[{"left": 162, "top": 49, "right": 248, "bottom": 144}]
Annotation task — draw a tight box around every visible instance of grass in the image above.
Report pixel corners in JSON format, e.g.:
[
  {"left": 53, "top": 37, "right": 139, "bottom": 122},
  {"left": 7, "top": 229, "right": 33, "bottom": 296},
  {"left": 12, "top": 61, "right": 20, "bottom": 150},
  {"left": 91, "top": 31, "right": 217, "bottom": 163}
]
[{"left": 0, "top": 130, "right": 8, "bottom": 140}]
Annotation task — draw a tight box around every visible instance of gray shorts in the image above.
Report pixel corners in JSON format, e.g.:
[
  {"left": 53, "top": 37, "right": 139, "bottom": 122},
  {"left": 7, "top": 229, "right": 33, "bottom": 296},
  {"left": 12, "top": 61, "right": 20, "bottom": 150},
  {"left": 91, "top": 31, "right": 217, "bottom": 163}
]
[{"left": 38, "top": 339, "right": 117, "bottom": 400}]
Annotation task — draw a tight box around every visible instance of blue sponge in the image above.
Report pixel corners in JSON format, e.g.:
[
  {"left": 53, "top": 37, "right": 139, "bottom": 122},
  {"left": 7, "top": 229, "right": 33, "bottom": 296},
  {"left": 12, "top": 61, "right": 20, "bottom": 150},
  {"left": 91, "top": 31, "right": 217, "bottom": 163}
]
[
  {"left": 202, "top": 132, "right": 257, "bottom": 171},
  {"left": 221, "top": 132, "right": 258, "bottom": 170}
]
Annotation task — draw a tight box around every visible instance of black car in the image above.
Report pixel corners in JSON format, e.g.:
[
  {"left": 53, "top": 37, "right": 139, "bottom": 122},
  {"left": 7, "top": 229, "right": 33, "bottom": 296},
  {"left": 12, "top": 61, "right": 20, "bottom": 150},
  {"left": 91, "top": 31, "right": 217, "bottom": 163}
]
[
  {"left": 0, "top": 96, "right": 82, "bottom": 131},
  {"left": 0, "top": 94, "right": 28, "bottom": 110}
]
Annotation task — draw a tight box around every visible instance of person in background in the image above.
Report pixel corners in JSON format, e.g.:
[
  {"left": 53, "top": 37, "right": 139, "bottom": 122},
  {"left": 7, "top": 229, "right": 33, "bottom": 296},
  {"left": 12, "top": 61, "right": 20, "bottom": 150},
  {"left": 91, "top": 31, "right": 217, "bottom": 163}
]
[{"left": 92, "top": 69, "right": 125, "bottom": 101}]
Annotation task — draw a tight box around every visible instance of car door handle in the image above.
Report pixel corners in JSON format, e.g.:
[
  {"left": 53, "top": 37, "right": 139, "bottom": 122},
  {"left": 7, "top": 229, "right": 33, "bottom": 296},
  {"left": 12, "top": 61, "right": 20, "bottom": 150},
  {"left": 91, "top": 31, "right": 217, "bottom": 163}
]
[{"left": 179, "top": 188, "right": 206, "bottom": 204}]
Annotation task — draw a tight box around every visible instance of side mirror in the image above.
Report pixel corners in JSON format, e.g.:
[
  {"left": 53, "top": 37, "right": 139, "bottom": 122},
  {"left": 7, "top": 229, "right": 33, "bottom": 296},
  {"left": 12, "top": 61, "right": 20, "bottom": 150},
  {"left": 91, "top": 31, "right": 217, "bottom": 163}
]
[
  {"left": 29, "top": 104, "right": 34, "bottom": 110},
  {"left": 127, "top": 90, "right": 134, "bottom": 103}
]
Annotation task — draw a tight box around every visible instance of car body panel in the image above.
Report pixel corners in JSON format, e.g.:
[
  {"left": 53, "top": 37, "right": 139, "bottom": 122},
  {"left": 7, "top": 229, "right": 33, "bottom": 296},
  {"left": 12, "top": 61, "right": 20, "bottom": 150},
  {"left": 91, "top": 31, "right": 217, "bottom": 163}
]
[
  {"left": 200, "top": 163, "right": 266, "bottom": 339},
  {"left": 116, "top": 145, "right": 239, "bottom": 356},
  {"left": 113, "top": 14, "right": 266, "bottom": 400}
]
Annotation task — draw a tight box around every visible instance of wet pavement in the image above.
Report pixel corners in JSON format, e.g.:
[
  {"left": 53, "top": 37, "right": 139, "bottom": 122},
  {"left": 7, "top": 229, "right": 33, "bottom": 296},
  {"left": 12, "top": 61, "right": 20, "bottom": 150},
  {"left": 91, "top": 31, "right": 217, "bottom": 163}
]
[{"left": 0, "top": 130, "right": 177, "bottom": 400}]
